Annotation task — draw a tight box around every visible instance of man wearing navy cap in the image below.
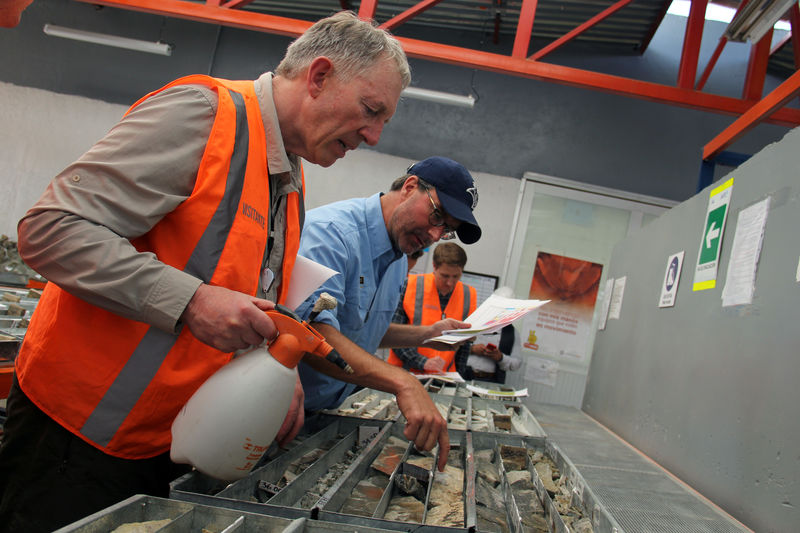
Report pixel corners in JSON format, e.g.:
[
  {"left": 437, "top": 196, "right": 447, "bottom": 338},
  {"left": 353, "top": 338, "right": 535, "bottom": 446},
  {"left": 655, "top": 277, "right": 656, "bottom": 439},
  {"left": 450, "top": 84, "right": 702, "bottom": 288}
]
[{"left": 294, "top": 156, "right": 481, "bottom": 472}]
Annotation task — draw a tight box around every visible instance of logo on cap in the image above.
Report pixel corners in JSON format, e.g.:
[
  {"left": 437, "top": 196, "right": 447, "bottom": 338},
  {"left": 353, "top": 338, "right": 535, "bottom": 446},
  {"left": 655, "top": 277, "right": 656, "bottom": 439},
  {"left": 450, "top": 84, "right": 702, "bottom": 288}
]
[{"left": 466, "top": 186, "right": 478, "bottom": 210}]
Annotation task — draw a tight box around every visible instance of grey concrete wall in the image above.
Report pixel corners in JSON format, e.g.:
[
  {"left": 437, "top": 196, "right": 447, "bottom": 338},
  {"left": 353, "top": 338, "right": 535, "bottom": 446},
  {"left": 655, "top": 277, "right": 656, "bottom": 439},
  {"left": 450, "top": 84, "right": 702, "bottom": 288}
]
[
  {"left": 583, "top": 126, "right": 800, "bottom": 533},
  {"left": 0, "top": 0, "right": 795, "bottom": 203}
]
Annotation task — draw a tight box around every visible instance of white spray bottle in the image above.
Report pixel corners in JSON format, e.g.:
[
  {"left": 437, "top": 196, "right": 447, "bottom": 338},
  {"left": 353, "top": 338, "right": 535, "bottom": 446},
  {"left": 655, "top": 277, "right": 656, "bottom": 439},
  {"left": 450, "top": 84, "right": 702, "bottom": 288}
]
[{"left": 170, "top": 304, "right": 349, "bottom": 482}]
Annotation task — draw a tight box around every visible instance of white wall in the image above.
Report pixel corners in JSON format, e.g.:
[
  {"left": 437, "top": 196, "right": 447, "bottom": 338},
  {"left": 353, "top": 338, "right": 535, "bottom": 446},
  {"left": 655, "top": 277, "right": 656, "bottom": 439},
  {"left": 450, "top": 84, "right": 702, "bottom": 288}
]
[
  {"left": 1, "top": 82, "right": 521, "bottom": 284},
  {"left": 0, "top": 81, "right": 128, "bottom": 240},
  {"left": 303, "top": 151, "right": 520, "bottom": 283}
]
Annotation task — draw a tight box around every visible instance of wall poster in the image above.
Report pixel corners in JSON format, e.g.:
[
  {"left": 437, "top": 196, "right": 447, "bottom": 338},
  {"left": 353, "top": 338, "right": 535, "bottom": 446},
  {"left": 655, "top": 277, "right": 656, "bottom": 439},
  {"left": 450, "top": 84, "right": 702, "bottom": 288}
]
[{"left": 522, "top": 252, "right": 603, "bottom": 362}]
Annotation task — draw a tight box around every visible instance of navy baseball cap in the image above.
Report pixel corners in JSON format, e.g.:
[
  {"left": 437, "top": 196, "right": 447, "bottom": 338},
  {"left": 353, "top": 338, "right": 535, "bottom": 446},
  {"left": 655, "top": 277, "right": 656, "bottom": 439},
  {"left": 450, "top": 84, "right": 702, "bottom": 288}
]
[{"left": 407, "top": 156, "right": 481, "bottom": 244}]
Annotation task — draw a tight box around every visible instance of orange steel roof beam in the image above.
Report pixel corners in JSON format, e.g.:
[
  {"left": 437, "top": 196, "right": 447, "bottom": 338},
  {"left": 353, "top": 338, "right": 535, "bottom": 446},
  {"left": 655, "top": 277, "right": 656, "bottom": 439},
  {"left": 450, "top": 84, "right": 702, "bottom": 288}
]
[
  {"left": 696, "top": 38, "right": 727, "bottom": 90},
  {"left": 677, "top": 0, "right": 707, "bottom": 89},
  {"left": 696, "top": 0, "right": 751, "bottom": 91},
  {"left": 704, "top": 68, "right": 800, "bottom": 159},
  {"left": 76, "top": 0, "right": 314, "bottom": 37},
  {"left": 400, "top": 35, "right": 800, "bottom": 125},
  {"left": 358, "top": 0, "right": 378, "bottom": 21},
  {"left": 220, "top": 0, "right": 255, "bottom": 8},
  {"left": 530, "top": 0, "right": 635, "bottom": 61},
  {"left": 513, "top": 0, "right": 538, "bottom": 59},
  {"left": 378, "top": 0, "right": 446, "bottom": 31},
  {"left": 743, "top": 29, "right": 773, "bottom": 100},
  {"left": 73, "top": 0, "right": 800, "bottom": 127}
]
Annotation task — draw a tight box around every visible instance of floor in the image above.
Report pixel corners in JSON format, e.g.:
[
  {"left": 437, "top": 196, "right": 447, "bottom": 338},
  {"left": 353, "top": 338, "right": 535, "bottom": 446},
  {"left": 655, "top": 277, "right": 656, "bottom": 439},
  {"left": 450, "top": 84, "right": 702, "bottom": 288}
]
[{"left": 527, "top": 402, "right": 752, "bottom": 533}]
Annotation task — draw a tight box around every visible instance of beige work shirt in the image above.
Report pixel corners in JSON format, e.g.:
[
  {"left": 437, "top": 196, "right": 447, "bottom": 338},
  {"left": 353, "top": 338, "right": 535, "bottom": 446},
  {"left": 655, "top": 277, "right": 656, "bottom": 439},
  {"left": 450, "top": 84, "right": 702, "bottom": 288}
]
[{"left": 18, "top": 73, "right": 302, "bottom": 333}]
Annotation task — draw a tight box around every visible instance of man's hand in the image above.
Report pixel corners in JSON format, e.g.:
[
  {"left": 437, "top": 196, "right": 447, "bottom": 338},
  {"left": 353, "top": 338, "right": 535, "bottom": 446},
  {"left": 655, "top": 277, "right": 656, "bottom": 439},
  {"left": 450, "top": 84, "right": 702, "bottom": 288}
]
[
  {"left": 275, "top": 373, "right": 305, "bottom": 447},
  {"left": 306, "top": 323, "right": 449, "bottom": 471},
  {"left": 423, "top": 356, "right": 446, "bottom": 373},
  {"left": 419, "top": 318, "right": 473, "bottom": 351},
  {"left": 180, "top": 284, "right": 277, "bottom": 352},
  {"left": 471, "top": 343, "right": 503, "bottom": 362},
  {"left": 427, "top": 318, "right": 470, "bottom": 338},
  {"left": 395, "top": 379, "right": 450, "bottom": 471}
]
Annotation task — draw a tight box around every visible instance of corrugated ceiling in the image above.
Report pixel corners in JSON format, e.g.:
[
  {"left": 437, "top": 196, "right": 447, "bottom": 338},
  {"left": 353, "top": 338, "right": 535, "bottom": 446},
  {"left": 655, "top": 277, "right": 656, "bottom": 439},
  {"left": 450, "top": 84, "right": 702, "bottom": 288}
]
[
  {"left": 202, "top": 0, "right": 672, "bottom": 54},
  {"left": 186, "top": 0, "right": 797, "bottom": 76},
  {"left": 71, "top": 0, "right": 800, "bottom": 139}
]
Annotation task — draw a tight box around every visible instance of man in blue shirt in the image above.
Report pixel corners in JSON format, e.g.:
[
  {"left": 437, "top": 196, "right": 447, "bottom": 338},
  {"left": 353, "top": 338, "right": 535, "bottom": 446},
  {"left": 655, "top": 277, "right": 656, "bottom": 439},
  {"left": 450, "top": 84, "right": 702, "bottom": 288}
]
[{"left": 296, "top": 156, "right": 481, "bottom": 471}]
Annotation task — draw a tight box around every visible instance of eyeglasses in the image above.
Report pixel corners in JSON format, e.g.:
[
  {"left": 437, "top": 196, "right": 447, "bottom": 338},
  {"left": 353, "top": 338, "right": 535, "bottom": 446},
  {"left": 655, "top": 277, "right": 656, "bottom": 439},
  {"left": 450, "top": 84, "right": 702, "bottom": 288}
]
[{"left": 424, "top": 188, "right": 457, "bottom": 240}]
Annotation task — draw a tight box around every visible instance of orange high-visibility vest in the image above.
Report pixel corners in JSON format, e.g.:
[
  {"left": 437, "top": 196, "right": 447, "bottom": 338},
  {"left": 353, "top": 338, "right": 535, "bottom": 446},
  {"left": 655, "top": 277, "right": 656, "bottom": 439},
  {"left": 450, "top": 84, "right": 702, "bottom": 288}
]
[
  {"left": 15, "top": 75, "right": 304, "bottom": 459},
  {"left": 387, "top": 273, "right": 476, "bottom": 372}
]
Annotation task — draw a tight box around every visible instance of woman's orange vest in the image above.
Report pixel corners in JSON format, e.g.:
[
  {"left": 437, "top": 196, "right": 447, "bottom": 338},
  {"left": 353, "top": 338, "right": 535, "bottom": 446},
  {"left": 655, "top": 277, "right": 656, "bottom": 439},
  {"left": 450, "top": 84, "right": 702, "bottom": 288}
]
[
  {"left": 15, "top": 75, "right": 304, "bottom": 459},
  {"left": 387, "top": 273, "right": 476, "bottom": 372}
]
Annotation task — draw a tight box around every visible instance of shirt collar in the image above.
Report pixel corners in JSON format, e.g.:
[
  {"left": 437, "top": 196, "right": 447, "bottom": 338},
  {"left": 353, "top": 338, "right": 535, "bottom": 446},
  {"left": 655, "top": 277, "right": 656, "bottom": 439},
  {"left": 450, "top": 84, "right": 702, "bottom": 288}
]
[
  {"left": 254, "top": 72, "right": 301, "bottom": 191},
  {"left": 366, "top": 193, "right": 403, "bottom": 264}
]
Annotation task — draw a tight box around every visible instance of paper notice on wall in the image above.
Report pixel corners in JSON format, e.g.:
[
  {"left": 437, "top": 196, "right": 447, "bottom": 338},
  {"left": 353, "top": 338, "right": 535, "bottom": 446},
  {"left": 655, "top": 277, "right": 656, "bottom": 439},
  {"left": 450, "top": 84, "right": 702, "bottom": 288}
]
[
  {"left": 608, "top": 276, "right": 626, "bottom": 320},
  {"left": 721, "top": 197, "right": 770, "bottom": 307},
  {"left": 521, "top": 252, "right": 603, "bottom": 363},
  {"left": 525, "top": 356, "right": 559, "bottom": 387},
  {"left": 598, "top": 278, "right": 614, "bottom": 330}
]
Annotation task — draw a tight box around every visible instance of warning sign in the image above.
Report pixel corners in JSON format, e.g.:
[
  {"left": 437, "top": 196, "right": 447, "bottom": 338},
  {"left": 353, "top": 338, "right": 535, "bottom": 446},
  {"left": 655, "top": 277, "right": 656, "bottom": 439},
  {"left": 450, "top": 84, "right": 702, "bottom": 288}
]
[{"left": 693, "top": 178, "right": 733, "bottom": 291}]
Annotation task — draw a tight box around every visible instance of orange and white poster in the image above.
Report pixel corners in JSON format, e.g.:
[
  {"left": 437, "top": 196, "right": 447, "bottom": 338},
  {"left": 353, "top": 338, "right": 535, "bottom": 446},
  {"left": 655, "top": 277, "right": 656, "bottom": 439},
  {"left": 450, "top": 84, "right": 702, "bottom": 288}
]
[{"left": 522, "top": 252, "right": 603, "bottom": 362}]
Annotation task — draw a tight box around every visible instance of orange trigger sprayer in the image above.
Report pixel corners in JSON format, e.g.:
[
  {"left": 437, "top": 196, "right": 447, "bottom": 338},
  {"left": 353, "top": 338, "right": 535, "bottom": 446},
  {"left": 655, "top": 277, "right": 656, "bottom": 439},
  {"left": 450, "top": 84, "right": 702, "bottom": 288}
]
[
  {"left": 170, "top": 304, "right": 351, "bottom": 482},
  {"left": 266, "top": 304, "right": 353, "bottom": 374}
]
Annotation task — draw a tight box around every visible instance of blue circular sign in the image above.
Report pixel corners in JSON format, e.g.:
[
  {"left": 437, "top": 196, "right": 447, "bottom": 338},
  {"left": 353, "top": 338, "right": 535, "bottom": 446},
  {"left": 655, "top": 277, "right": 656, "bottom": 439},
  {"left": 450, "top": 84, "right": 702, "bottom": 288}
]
[{"left": 665, "top": 256, "right": 679, "bottom": 291}]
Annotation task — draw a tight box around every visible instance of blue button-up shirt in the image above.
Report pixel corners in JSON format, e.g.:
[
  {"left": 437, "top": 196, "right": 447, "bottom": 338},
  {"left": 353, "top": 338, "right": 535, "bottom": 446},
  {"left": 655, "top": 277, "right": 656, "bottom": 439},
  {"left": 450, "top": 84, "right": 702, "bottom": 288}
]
[{"left": 296, "top": 193, "right": 407, "bottom": 411}]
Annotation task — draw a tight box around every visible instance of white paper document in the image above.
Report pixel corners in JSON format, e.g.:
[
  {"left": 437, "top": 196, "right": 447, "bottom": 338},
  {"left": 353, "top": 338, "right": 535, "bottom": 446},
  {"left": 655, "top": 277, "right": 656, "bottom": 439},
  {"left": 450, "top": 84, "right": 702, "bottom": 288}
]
[
  {"left": 285, "top": 255, "right": 339, "bottom": 310},
  {"left": 608, "top": 276, "right": 626, "bottom": 320},
  {"left": 425, "top": 294, "right": 550, "bottom": 345},
  {"left": 464, "top": 384, "right": 529, "bottom": 398},
  {"left": 721, "top": 197, "right": 770, "bottom": 307},
  {"left": 413, "top": 372, "right": 465, "bottom": 383},
  {"left": 597, "top": 278, "right": 614, "bottom": 330}
]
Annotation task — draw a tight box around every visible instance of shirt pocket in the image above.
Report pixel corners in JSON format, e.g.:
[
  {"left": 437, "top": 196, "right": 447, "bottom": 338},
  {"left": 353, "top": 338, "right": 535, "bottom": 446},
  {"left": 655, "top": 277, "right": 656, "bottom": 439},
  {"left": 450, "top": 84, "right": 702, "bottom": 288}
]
[{"left": 338, "top": 278, "right": 377, "bottom": 334}]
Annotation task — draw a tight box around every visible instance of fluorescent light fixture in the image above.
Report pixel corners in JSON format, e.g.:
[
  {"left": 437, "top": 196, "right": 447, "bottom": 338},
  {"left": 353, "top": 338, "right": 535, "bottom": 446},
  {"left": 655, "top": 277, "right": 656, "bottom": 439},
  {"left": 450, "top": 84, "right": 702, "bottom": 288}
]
[
  {"left": 723, "top": 0, "right": 797, "bottom": 43},
  {"left": 43, "top": 23, "right": 173, "bottom": 56},
  {"left": 402, "top": 86, "right": 475, "bottom": 108}
]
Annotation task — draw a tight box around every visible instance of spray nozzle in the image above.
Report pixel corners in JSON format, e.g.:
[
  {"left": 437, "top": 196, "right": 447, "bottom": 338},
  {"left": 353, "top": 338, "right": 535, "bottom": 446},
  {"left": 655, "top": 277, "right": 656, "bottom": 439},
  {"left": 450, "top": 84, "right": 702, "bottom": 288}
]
[{"left": 264, "top": 303, "right": 353, "bottom": 374}]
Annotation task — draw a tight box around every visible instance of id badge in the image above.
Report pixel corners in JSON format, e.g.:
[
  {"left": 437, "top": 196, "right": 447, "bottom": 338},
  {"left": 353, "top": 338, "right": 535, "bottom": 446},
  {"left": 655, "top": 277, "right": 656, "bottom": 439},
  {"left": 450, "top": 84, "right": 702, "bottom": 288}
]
[{"left": 261, "top": 267, "right": 275, "bottom": 295}]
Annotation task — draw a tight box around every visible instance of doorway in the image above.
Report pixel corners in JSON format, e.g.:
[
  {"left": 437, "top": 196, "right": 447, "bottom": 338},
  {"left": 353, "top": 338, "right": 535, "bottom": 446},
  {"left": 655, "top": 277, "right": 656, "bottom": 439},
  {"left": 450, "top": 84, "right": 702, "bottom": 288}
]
[{"left": 502, "top": 173, "right": 675, "bottom": 405}]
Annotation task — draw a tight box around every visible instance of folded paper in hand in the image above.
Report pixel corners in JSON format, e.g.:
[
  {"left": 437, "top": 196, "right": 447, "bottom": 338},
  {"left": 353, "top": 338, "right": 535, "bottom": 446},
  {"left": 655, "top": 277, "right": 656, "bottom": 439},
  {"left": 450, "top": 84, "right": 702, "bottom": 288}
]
[{"left": 425, "top": 294, "right": 549, "bottom": 345}]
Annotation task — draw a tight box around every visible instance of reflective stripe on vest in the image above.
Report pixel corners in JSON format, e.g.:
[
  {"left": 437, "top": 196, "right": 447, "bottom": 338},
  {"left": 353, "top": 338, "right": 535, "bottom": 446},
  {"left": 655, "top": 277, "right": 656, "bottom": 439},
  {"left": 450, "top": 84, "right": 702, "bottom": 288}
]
[
  {"left": 14, "top": 75, "right": 305, "bottom": 459},
  {"left": 460, "top": 283, "right": 472, "bottom": 321},
  {"left": 80, "top": 89, "right": 250, "bottom": 447},
  {"left": 388, "top": 273, "right": 476, "bottom": 372},
  {"left": 411, "top": 275, "right": 425, "bottom": 325},
  {"left": 409, "top": 274, "right": 470, "bottom": 322}
]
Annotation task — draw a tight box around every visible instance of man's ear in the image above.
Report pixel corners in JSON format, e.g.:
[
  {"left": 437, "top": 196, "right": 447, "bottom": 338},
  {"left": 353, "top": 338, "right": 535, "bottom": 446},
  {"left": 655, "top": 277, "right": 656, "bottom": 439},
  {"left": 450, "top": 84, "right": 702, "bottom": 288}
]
[
  {"left": 401, "top": 175, "right": 419, "bottom": 198},
  {"left": 307, "top": 57, "right": 334, "bottom": 98}
]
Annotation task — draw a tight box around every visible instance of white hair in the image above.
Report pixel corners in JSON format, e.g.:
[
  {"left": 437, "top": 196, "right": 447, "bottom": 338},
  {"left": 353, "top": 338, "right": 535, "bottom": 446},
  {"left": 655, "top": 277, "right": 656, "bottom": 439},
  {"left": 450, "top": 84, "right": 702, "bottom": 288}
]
[{"left": 275, "top": 11, "right": 410, "bottom": 89}]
